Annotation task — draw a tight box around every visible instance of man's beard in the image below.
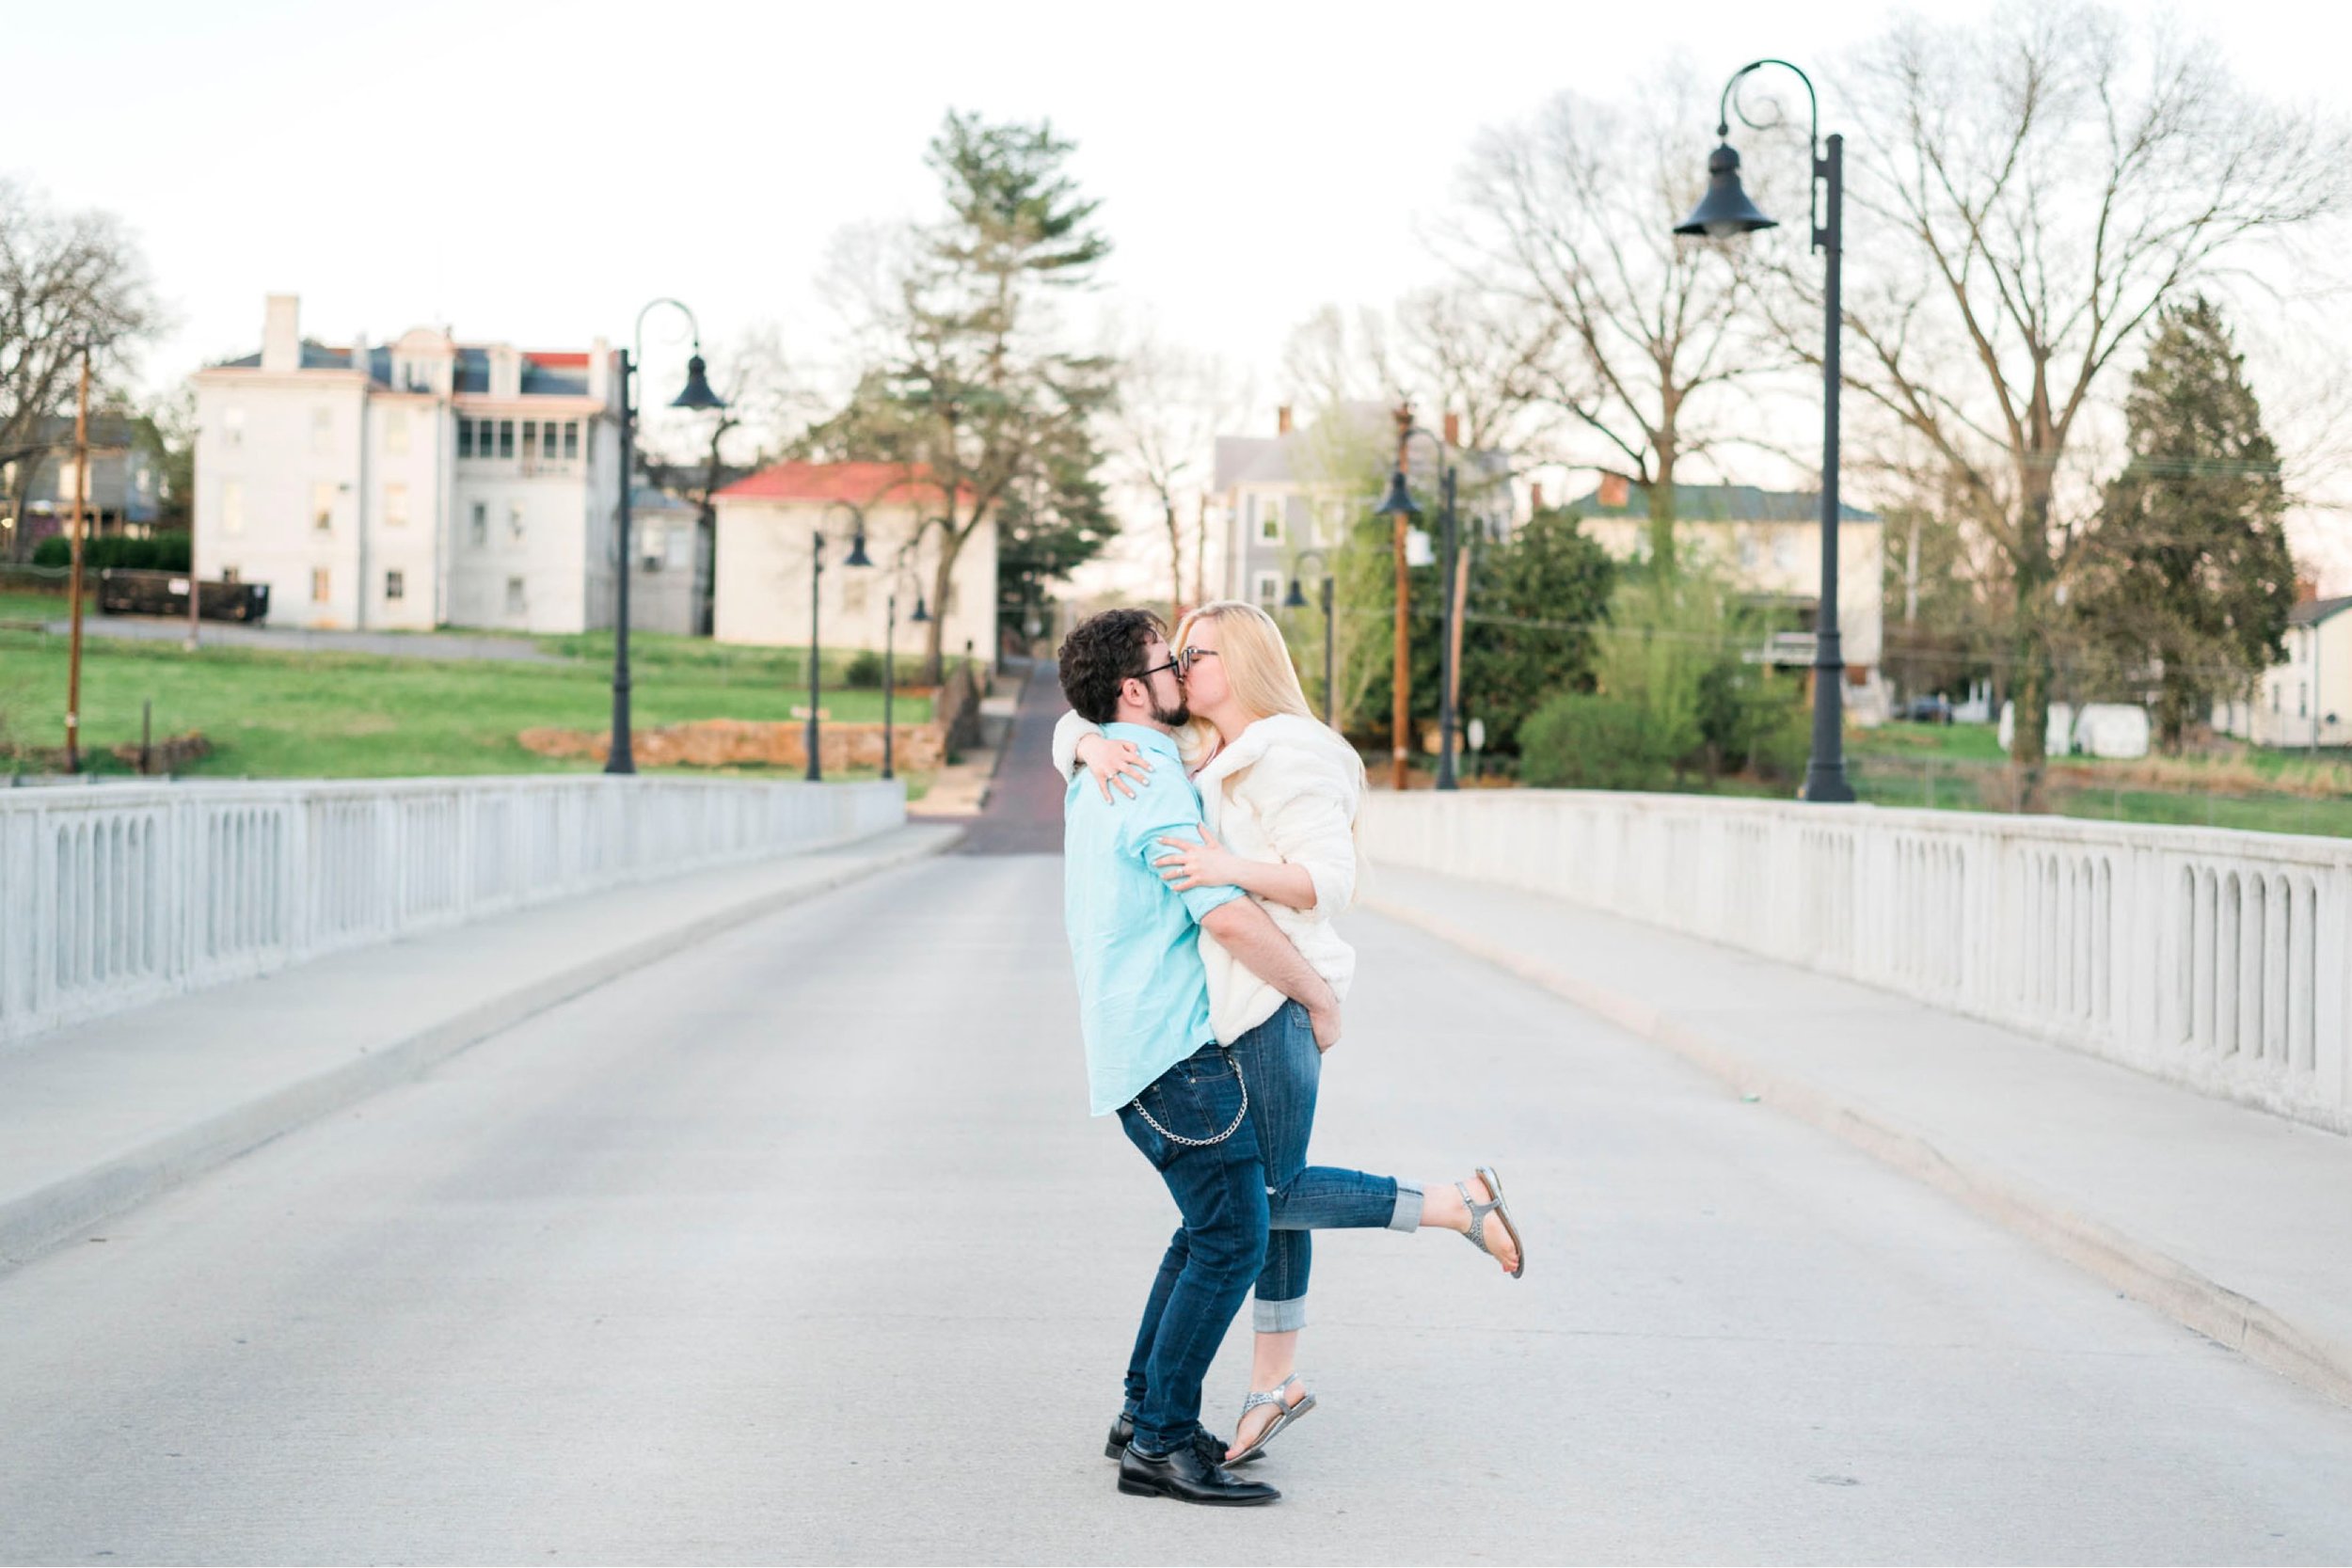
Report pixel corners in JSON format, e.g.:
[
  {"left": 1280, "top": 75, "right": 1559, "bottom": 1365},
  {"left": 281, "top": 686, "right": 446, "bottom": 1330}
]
[{"left": 1151, "top": 692, "right": 1191, "bottom": 728}]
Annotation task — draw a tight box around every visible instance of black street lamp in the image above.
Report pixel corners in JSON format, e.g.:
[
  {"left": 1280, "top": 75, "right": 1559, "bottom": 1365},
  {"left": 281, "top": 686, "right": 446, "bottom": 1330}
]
[
  {"left": 1677, "top": 58, "right": 1854, "bottom": 803},
  {"left": 1283, "top": 551, "right": 1337, "bottom": 729},
  {"left": 807, "top": 501, "right": 875, "bottom": 784},
  {"left": 609, "top": 299, "right": 725, "bottom": 776},
  {"left": 1374, "top": 423, "right": 1464, "bottom": 790},
  {"left": 882, "top": 532, "right": 931, "bottom": 783}
]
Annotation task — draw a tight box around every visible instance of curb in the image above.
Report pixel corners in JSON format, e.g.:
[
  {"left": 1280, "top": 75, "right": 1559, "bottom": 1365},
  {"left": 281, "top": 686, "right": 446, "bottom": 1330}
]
[
  {"left": 1366, "top": 894, "right": 2352, "bottom": 1410},
  {"left": 0, "top": 825, "right": 961, "bottom": 1273}
]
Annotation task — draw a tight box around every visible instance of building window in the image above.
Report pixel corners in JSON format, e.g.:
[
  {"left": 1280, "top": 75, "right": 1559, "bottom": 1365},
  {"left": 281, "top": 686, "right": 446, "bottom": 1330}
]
[
  {"left": 521, "top": 421, "right": 539, "bottom": 462},
  {"left": 508, "top": 500, "right": 526, "bottom": 543},
  {"left": 386, "top": 407, "right": 410, "bottom": 456},
  {"left": 564, "top": 420, "right": 580, "bottom": 460},
  {"left": 1254, "top": 570, "right": 1282, "bottom": 610},
  {"left": 223, "top": 407, "right": 245, "bottom": 449},
  {"left": 311, "top": 406, "right": 332, "bottom": 454},
  {"left": 311, "top": 482, "right": 335, "bottom": 531},
  {"left": 2301, "top": 683, "right": 2310, "bottom": 717},
  {"left": 498, "top": 420, "right": 516, "bottom": 459},
  {"left": 221, "top": 480, "right": 245, "bottom": 537},
  {"left": 458, "top": 418, "right": 475, "bottom": 459},
  {"left": 469, "top": 501, "right": 487, "bottom": 546},
  {"left": 310, "top": 567, "right": 331, "bottom": 604},
  {"left": 505, "top": 576, "right": 526, "bottom": 614},
  {"left": 384, "top": 482, "right": 408, "bottom": 529},
  {"left": 386, "top": 569, "right": 405, "bottom": 602}
]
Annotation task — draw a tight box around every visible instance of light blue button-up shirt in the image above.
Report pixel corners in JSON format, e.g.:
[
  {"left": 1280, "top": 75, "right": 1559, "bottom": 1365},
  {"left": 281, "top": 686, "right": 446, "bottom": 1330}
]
[{"left": 1063, "top": 722, "right": 1244, "bottom": 1115}]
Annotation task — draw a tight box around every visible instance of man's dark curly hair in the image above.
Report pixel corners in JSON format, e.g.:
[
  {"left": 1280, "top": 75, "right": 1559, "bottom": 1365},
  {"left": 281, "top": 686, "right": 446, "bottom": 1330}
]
[{"left": 1057, "top": 608, "right": 1167, "bottom": 724}]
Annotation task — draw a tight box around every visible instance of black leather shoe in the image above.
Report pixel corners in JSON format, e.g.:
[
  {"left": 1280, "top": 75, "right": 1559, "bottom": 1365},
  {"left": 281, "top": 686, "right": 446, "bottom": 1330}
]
[
  {"left": 1117, "top": 1441, "right": 1280, "bottom": 1506},
  {"left": 1104, "top": 1415, "right": 1257, "bottom": 1466}
]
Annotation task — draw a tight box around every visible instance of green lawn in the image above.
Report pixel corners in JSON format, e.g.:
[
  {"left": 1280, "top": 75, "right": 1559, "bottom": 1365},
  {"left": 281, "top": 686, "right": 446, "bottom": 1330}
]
[
  {"left": 1846, "top": 721, "right": 2352, "bottom": 837},
  {"left": 0, "top": 622, "right": 937, "bottom": 784}
]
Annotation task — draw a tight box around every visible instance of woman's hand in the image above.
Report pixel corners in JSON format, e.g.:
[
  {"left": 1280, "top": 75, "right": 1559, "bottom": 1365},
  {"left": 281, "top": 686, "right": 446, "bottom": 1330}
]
[
  {"left": 1076, "top": 732, "right": 1152, "bottom": 800},
  {"left": 1153, "top": 827, "right": 1248, "bottom": 892}
]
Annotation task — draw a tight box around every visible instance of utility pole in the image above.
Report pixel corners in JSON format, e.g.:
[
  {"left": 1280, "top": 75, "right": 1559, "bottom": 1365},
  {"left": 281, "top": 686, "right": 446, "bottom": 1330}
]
[{"left": 65, "top": 345, "right": 90, "bottom": 773}]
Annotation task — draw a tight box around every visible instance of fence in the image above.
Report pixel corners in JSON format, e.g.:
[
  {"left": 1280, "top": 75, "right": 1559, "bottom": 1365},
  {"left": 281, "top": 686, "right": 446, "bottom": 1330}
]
[
  {"left": 1364, "top": 791, "right": 2352, "bottom": 1132},
  {"left": 0, "top": 775, "right": 904, "bottom": 1046}
]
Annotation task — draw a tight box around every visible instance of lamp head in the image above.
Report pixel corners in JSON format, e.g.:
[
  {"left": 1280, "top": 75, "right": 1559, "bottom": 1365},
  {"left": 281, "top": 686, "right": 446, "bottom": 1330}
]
[
  {"left": 1283, "top": 578, "right": 1308, "bottom": 610},
  {"left": 844, "top": 529, "right": 874, "bottom": 568},
  {"left": 909, "top": 593, "right": 930, "bottom": 625},
  {"left": 1674, "top": 142, "right": 1778, "bottom": 239},
  {"left": 1374, "top": 468, "right": 1422, "bottom": 519},
  {"left": 669, "top": 352, "right": 726, "bottom": 411}
]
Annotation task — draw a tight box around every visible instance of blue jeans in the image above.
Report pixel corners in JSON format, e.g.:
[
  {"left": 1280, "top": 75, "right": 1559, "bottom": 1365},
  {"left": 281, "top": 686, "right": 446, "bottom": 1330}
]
[
  {"left": 1232, "top": 1001, "right": 1422, "bottom": 1334},
  {"left": 1116, "top": 1042, "right": 1270, "bottom": 1455}
]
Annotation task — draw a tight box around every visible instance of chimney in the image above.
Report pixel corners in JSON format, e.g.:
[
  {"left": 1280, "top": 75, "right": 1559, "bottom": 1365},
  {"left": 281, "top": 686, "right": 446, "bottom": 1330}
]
[
  {"left": 589, "top": 337, "right": 613, "bottom": 405},
  {"left": 262, "top": 293, "right": 300, "bottom": 373},
  {"left": 1442, "top": 411, "right": 1461, "bottom": 448},
  {"left": 1598, "top": 472, "right": 1629, "bottom": 509},
  {"left": 1530, "top": 482, "right": 1545, "bottom": 512},
  {"left": 350, "top": 332, "right": 369, "bottom": 381},
  {"left": 2296, "top": 577, "right": 2318, "bottom": 604},
  {"left": 1277, "top": 404, "right": 1293, "bottom": 436}
]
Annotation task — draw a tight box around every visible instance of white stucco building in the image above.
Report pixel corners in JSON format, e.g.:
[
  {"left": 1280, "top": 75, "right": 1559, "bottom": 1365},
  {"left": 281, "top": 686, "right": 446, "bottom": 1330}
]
[
  {"left": 2212, "top": 593, "right": 2352, "bottom": 749},
  {"left": 190, "top": 293, "right": 626, "bottom": 634},
  {"left": 710, "top": 462, "right": 995, "bottom": 664}
]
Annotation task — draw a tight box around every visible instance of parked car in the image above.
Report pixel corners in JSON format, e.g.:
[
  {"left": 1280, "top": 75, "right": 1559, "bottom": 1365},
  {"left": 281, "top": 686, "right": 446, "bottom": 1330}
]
[{"left": 1902, "top": 694, "right": 1955, "bottom": 724}]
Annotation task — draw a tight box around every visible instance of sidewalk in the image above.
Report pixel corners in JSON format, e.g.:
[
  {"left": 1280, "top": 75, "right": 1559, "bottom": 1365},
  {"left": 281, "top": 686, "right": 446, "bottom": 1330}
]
[
  {"left": 908, "top": 659, "right": 1025, "bottom": 817},
  {"left": 0, "top": 822, "right": 961, "bottom": 1272},
  {"left": 1368, "top": 865, "right": 2352, "bottom": 1406}
]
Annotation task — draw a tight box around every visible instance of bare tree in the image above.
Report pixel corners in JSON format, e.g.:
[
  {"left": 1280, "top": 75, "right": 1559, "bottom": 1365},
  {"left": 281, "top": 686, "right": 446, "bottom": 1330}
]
[
  {"left": 0, "top": 180, "right": 157, "bottom": 559},
  {"left": 1109, "top": 333, "right": 1240, "bottom": 620},
  {"left": 1455, "top": 62, "right": 1767, "bottom": 574},
  {"left": 1812, "top": 3, "right": 2348, "bottom": 797}
]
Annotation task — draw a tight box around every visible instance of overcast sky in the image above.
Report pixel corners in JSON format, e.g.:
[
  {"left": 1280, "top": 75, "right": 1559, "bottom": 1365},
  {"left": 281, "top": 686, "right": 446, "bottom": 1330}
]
[{"left": 8, "top": 0, "right": 2347, "bottom": 581}]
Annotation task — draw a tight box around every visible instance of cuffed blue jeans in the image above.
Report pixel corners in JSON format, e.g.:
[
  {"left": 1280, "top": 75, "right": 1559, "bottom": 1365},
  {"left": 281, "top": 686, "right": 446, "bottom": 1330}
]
[
  {"left": 1230, "top": 1000, "right": 1422, "bottom": 1334},
  {"left": 1116, "top": 1042, "right": 1269, "bottom": 1455}
]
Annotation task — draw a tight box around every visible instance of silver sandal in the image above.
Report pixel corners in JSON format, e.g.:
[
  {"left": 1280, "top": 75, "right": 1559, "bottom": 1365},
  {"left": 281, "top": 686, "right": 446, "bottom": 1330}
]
[
  {"left": 1458, "top": 1165, "right": 1525, "bottom": 1279},
  {"left": 1226, "top": 1373, "right": 1316, "bottom": 1464}
]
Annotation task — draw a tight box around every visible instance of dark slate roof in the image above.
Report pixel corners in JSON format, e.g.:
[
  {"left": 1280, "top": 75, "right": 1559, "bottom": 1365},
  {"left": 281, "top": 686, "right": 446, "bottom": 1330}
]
[
  {"left": 21, "top": 413, "right": 140, "bottom": 450},
  {"left": 215, "top": 341, "right": 590, "bottom": 397},
  {"left": 1565, "top": 482, "right": 1878, "bottom": 523},
  {"left": 2289, "top": 594, "right": 2352, "bottom": 626}
]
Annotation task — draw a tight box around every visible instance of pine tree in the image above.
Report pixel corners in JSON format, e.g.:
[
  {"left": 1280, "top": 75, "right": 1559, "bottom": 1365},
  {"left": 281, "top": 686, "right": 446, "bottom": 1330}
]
[
  {"left": 812, "top": 112, "right": 1117, "bottom": 679},
  {"left": 2074, "top": 297, "right": 2294, "bottom": 751}
]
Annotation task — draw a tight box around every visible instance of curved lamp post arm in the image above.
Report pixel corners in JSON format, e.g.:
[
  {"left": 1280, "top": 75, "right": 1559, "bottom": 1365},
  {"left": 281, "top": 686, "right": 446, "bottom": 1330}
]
[
  {"left": 633, "top": 297, "right": 706, "bottom": 380},
  {"left": 1718, "top": 57, "right": 1826, "bottom": 250}
]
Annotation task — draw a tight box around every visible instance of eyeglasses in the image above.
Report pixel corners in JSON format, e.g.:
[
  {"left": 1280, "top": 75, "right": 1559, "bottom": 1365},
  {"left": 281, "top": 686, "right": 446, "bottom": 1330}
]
[
  {"left": 1134, "top": 657, "right": 1182, "bottom": 683},
  {"left": 1177, "top": 646, "right": 1219, "bottom": 675}
]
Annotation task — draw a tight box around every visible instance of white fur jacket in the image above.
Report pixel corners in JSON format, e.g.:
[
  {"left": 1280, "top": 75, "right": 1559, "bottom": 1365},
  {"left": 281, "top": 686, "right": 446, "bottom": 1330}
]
[{"left": 1054, "top": 709, "right": 1362, "bottom": 1042}]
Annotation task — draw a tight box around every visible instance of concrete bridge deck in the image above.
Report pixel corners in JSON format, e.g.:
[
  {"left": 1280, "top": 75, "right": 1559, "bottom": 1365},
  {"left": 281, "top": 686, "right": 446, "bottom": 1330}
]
[{"left": 2, "top": 673, "right": 2349, "bottom": 1563}]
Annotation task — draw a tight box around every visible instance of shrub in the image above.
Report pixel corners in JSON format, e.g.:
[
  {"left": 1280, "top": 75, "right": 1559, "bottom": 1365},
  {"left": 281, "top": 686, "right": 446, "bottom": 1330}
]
[
  {"left": 1518, "top": 691, "right": 1679, "bottom": 791},
  {"left": 841, "top": 649, "right": 885, "bottom": 689},
  {"left": 26, "top": 531, "right": 189, "bottom": 573}
]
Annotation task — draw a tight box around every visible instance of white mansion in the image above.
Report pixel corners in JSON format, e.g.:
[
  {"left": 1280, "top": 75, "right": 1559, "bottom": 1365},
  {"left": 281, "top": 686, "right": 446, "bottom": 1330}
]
[{"left": 191, "top": 293, "right": 660, "bottom": 635}]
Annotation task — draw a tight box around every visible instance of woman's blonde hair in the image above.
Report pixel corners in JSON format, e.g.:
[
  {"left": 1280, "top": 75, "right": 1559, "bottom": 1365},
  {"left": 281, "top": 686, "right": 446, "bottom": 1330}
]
[{"left": 1174, "top": 600, "right": 1315, "bottom": 725}]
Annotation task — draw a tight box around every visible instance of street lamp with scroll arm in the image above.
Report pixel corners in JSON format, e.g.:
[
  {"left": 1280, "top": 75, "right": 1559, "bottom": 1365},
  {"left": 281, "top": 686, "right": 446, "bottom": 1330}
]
[{"left": 1675, "top": 58, "right": 1854, "bottom": 802}]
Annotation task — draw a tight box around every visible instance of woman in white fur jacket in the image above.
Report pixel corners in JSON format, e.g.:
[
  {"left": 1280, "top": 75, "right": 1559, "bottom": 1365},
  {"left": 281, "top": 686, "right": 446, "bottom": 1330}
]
[{"left": 1054, "top": 600, "right": 1523, "bottom": 1465}]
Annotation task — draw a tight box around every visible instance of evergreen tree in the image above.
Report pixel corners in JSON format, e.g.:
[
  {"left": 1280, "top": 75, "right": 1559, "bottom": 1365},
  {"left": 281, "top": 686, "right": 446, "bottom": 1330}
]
[
  {"left": 2074, "top": 297, "right": 2294, "bottom": 751},
  {"left": 811, "top": 112, "right": 1117, "bottom": 679}
]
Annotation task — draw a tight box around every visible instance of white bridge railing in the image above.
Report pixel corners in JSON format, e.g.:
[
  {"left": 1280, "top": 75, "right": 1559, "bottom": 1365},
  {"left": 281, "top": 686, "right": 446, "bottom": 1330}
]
[
  {"left": 0, "top": 776, "right": 904, "bottom": 1046},
  {"left": 1366, "top": 792, "right": 2352, "bottom": 1132}
]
